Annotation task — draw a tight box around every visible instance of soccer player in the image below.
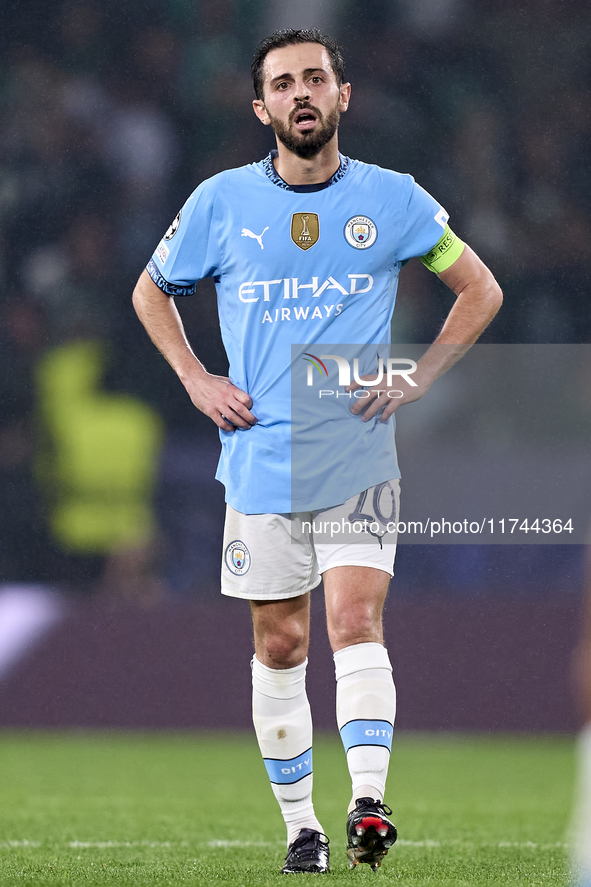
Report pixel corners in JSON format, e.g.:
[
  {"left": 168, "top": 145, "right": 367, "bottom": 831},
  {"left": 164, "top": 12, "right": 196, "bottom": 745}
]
[
  {"left": 572, "top": 544, "right": 591, "bottom": 886},
  {"left": 133, "top": 29, "right": 502, "bottom": 874}
]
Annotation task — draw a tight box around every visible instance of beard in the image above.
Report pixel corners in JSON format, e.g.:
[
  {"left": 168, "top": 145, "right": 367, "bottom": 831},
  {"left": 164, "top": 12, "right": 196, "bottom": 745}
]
[{"left": 267, "top": 102, "right": 340, "bottom": 160}]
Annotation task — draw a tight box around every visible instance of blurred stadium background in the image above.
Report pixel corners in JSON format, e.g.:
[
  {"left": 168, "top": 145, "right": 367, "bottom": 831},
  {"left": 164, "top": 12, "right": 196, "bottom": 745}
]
[{"left": 0, "top": 0, "right": 588, "bottom": 737}]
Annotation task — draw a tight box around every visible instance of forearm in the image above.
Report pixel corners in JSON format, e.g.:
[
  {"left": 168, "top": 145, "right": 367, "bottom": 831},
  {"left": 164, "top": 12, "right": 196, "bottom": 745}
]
[
  {"left": 132, "top": 269, "right": 207, "bottom": 386},
  {"left": 132, "top": 269, "right": 256, "bottom": 431},
  {"left": 417, "top": 245, "right": 503, "bottom": 387},
  {"left": 436, "top": 280, "right": 502, "bottom": 347}
]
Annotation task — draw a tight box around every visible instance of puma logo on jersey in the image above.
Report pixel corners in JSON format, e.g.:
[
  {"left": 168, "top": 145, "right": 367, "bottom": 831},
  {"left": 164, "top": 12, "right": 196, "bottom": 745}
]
[{"left": 241, "top": 226, "right": 269, "bottom": 250}]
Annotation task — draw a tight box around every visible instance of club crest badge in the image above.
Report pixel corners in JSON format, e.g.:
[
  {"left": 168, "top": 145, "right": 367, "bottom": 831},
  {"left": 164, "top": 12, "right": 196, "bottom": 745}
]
[
  {"left": 344, "top": 215, "right": 377, "bottom": 249},
  {"left": 291, "top": 213, "right": 319, "bottom": 251},
  {"left": 225, "top": 539, "right": 251, "bottom": 576},
  {"left": 164, "top": 209, "right": 182, "bottom": 240}
]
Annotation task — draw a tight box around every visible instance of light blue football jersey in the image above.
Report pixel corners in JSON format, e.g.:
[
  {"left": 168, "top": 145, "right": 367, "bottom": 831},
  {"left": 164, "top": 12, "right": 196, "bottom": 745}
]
[{"left": 147, "top": 152, "right": 448, "bottom": 514}]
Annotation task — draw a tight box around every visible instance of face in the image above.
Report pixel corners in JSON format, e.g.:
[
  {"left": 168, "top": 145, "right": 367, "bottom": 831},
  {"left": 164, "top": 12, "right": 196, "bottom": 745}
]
[{"left": 253, "top": 43, "right": 351, "bottom": 159}]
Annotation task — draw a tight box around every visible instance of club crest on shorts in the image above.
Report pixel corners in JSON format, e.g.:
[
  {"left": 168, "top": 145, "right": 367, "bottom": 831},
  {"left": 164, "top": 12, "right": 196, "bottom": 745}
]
[
  {"left": 225, "top": 539, "right": 251, "bottom": 575},
  {"left": 344, "top": 215, "right": 377, "bottom": 249},
  {"left": 291, "top": 213, "right": 319, "bottom": 250}
]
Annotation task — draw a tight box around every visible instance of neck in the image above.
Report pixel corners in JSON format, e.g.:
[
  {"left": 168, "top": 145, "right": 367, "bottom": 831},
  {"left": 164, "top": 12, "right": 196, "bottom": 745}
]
[{"left": 273, "top": 138, "right": 341, "bottom": 186}]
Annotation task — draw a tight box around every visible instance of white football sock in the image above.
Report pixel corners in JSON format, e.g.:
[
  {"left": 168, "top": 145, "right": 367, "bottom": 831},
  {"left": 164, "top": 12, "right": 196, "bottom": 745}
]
[
  {"left": 572, "top": 722, "right": 591, "bottom": 880},
  {"left": 334, "top": 642, "right": 396, "bottom": 812},
  {"left": 251, "top": 656, "right": 323, "bottom": 846}
]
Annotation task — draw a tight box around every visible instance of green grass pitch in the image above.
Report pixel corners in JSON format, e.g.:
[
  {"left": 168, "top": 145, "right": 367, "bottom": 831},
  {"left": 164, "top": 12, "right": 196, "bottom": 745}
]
[{"left": 0, "top": 732, "right": 575, "bottom": 885}]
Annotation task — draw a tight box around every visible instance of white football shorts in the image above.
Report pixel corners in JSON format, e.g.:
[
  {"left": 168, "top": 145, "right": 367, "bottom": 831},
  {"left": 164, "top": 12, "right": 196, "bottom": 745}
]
[{"left": 221, "top": 479, "right": 400, "bottom": 600}]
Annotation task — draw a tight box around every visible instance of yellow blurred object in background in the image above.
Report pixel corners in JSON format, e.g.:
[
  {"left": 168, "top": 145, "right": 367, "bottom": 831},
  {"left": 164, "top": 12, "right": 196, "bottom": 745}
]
[{"left": 36, "top": 340, "right": 163, "bottom": 554}]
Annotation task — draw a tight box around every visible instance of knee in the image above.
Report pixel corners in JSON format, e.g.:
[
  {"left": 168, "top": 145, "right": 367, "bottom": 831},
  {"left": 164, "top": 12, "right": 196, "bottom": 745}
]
[
  {"left": 328, "top": 607, "right": 383, "bottom": 652},
  {"left": 258, "top": 623, "right": 308, "bottom": 669}
]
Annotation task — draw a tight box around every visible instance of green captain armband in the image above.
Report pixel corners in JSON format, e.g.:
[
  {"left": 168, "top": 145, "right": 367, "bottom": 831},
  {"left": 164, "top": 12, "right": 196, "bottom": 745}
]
[{"left": 420, "top": 225, "right": 465, "bottom": 274}]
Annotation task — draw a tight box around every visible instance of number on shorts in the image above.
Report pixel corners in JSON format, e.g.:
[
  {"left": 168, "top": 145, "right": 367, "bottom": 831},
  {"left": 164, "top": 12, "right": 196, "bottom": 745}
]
[
  {"left": 348, "top": 488, "right": 374, "bottom": 525},
  {"left": 349, "top": 482, "right": 396, "bottom": 527},
  {"left": 373, "top": 481, "right": 396, "bottom": 526}
]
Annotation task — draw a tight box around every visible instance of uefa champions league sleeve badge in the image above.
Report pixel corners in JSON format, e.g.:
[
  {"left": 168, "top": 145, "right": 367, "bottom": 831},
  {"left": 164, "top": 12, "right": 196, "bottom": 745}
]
[
  {"left": 344, "top": 215, "right": 377, "bottom": 249},
  {"left": 164, "top": 209, "right": 182, "bottom": 240}
]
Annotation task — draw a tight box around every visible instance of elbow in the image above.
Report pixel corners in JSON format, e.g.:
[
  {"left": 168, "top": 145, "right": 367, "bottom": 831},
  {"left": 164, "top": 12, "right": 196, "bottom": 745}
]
[
  {"left": 490, "top": 280, "right": 503, "bottom": 317},
  {"left": 483, "top": 275, "right": 503, "bottom": 320}
]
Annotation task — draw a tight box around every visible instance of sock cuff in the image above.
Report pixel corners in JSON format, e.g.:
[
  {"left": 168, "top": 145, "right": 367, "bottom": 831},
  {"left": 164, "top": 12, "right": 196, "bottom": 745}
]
[
  {"left": 252, "top": 655, "right": 308, "bottom": 699},
  {"left": 333, "top": 642, "right": 392, "bottom": 681}
]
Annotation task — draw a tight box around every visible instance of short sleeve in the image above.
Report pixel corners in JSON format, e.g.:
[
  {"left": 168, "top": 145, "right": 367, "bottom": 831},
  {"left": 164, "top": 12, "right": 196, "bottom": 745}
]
[
  {"left": 396, "top": 177, "right": 450, "bottom": 264},
  {"left": 146, "top": 176, "right": 223, "bottom": 296}
]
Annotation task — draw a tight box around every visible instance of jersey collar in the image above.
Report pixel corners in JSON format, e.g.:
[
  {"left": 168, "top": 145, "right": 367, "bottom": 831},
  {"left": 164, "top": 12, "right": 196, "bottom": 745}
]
[{"left": 262, "top": 149, "right": 350, "bottom": 192}]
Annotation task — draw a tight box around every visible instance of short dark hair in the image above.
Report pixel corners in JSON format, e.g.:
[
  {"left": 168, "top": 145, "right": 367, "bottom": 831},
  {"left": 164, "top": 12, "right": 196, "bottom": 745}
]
[{"left": 251, "top": 29, "right": 345, "bottom": 100}]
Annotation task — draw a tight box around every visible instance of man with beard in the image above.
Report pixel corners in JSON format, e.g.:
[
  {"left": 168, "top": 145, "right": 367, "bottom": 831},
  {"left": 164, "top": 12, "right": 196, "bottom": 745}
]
[{"left": 133, "top": 29, "right": 502, "bottom": 874}]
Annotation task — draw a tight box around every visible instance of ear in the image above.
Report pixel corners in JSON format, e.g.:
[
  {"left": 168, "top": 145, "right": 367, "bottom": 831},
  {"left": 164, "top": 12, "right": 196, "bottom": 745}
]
[
  {"left": 339, "top": 81, "right": 351, "bottom": 113},
  {"left": 253, "top": 99, "right": 271, "bottom": 126}
]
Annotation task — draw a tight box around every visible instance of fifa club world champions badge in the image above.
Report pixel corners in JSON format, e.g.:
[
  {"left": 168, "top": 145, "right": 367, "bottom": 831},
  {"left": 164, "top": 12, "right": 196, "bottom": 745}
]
[
  {"left": 225, "top": 540, "right": 251, "bottom": 576},
  {"left": 344, "top": 215, "right": 377, "bottom": 249},
  {"left": 291, "top": 212, "right": 320, "bottom": 251}
]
